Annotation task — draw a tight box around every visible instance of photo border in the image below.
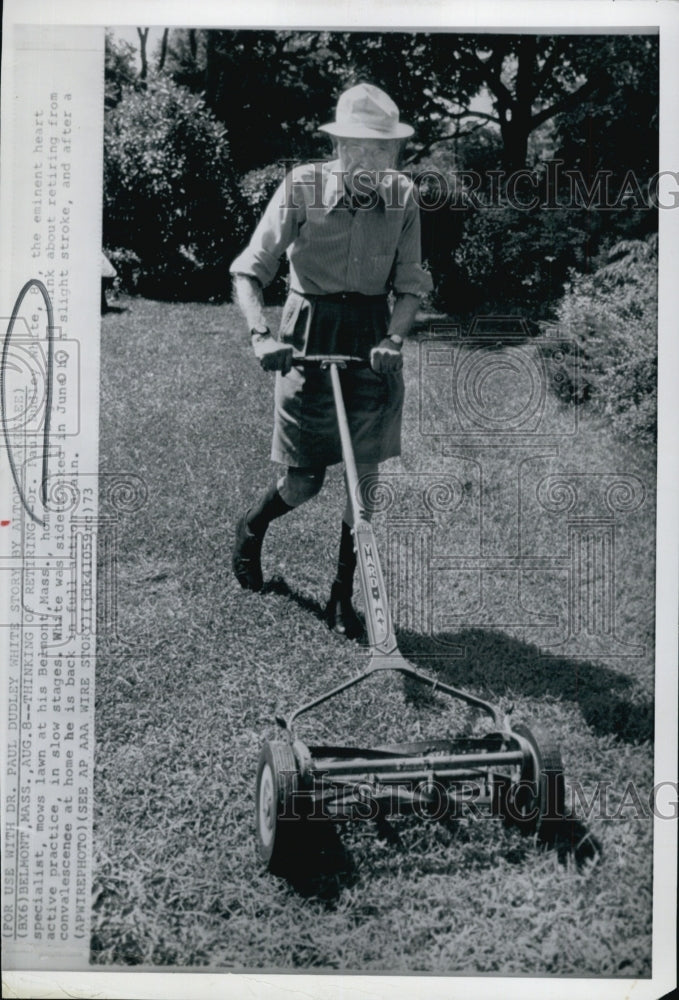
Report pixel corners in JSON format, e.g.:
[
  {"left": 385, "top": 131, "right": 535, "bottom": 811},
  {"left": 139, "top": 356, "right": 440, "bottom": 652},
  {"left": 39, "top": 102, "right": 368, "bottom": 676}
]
[{"left": 2, "top": 1, "right": 677, "bottom": 998}]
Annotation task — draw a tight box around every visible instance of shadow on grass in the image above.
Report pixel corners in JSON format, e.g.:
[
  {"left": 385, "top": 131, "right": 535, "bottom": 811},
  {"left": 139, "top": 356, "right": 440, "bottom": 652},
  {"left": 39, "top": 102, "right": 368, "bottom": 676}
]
[
  {"left": 538, "top": 814, "right": 603, "bottom": 868},
  {"left": 262, "top": 575, "right": 328, "bottom": 625},
  {"left": 260, "top": 577, "right": 652, "bottom": 744},
  {"left": 262, "top": 575, "right": 652, "bottom": 745},
  {"left": 277, "top": 820, "right": 358, "bottom": 903},
  {"left": 396, "top": 627, "right": 653, "bottom": 745},
  {"left": 263, "top": 574, "right": 369, "bottom": 646},
  {"left": 277, "top": 809, "right": 601, "bottom": 900}
]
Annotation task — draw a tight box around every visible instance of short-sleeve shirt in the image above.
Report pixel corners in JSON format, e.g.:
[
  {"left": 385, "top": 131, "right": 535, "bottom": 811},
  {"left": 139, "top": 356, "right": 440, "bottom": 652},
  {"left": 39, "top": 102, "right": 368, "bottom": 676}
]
[{"left": 230, "top": 159, "right": 433, "bottom": 298}]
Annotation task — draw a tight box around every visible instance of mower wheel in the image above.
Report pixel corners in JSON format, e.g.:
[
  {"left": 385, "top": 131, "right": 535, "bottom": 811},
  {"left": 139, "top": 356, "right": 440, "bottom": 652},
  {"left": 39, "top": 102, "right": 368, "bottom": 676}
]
[
  {"left": 509, "top": 725, "right": 566, "bottom": 836},
  {"left": 255, "top": 740, "right": 302, "bottom": 873}
]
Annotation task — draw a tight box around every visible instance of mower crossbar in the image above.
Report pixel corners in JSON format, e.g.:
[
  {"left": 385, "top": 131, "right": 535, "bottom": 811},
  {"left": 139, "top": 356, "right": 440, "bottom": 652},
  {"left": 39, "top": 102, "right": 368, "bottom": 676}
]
[
  {"left": 307, "top": 749, "right": 524, "bottom": 778},
  {"left": 315, "top": 790, "right": 495, "bottom": 818},
  {"left": 297, "top": 769, "right": 508, "bottom": 821}
]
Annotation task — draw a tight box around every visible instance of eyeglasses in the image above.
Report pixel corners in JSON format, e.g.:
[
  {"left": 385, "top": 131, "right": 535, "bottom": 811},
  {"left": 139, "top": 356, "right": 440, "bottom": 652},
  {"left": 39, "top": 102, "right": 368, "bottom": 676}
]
[{"left": 339, "top": 140, "right": 398, "bottom": 155}]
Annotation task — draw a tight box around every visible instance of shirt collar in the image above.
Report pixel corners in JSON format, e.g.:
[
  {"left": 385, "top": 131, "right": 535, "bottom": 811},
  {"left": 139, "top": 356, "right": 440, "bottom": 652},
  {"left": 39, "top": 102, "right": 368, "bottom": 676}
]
[{"left": 322, "top": 159, "right": 391, "bottom": 214}]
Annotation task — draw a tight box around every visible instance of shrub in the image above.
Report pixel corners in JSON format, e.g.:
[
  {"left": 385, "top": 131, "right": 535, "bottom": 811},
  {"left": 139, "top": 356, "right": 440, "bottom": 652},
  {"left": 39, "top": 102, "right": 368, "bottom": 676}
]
[
  {"left": 410, "top": 129, "right": 655, "bottom": 322},
  {"left": 104, "top": 247, "right": 142, "bottom": 294},
  {"left": 450, "top": 204, "right": 595, "bottom": 320},
  {"left": 236, "top": 163, "right": 289, "bottom": 303},
  {"left": 238, "top": 163, "right": 287, "bottom": 232},
  {"left": 104, "top": 77, "right": 243, "bottom": 300},
  {"left": 554, "top": 235, "right": 657, "bottom": 441}
]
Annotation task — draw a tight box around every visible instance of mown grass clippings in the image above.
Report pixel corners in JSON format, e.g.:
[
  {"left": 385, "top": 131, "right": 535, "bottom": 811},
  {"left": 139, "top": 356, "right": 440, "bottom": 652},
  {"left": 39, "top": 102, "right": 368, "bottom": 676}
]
[{"left": 93, "top": 296, "right": 655, "bottom": 974}]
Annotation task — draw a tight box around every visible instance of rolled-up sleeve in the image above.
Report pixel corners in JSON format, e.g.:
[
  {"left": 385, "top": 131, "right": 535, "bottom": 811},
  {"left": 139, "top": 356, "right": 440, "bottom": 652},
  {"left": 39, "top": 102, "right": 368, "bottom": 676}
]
[
  {"left": 391, "top": 187, "right": 434, "bottom": 298},
  {"left": 230, "top": 174, "right": 302, "bottom": 288}
]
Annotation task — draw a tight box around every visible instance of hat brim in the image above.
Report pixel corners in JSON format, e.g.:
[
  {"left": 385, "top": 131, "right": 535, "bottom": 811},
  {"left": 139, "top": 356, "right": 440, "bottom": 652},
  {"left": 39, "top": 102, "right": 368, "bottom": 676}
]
[{"left": 319, "top": 122, "right": 413, "bottom": 139}]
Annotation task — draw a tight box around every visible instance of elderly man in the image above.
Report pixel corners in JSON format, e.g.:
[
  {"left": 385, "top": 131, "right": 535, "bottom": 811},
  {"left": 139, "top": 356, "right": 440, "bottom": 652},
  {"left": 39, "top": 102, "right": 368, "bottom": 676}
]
[{"left": 230, "top": 83, "right": 433, "bottom": 637}]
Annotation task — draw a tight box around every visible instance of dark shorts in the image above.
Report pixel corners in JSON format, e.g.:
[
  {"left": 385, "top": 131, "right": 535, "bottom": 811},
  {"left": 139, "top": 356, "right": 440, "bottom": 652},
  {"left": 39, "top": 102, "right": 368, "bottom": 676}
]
[{"left": 271, "top": 291, "right": 405, "bottom": 468}]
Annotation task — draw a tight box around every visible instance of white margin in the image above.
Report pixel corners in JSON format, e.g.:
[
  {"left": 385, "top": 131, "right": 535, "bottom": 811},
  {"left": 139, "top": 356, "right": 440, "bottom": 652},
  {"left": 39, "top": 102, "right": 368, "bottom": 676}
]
[{"left": 1, "top": 1, "right": 677, "bottom": 999}]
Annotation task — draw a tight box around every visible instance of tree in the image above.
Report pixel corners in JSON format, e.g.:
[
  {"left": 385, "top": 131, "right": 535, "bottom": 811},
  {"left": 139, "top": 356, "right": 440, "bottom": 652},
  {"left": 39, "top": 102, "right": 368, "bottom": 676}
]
[
  {"left": 104, "top": 31, "right": 138, "bottom": 109},
  {"left": 117, "top": 28, "right": 659, "bottom": 176},
  {"left": 157, "top": 28, "right": 169, "bottom": 73},
  {"left": 160, "top": 30, "right": 345, "bottom": 173},
  {"left": 137, "top": 27, "right": 150, "bottom": 80},
  {"left": 104, "top": 77, "right": 242, "bottom": 299},
  {"left": 340, "top": 32, "right": 657, "bottom": 173},
  {"left": 552, "top": 35, "right": 658, "bottom": 206},
  {"left": 153, "top": 29, "right": 657, "bottom": 177}
]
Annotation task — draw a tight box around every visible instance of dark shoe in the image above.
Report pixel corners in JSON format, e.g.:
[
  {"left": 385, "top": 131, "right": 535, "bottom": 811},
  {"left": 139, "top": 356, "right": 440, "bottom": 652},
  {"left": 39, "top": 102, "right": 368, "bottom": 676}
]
[
  {"left": 232, "top": 514, "right": 264, "bottom": 591},
  {"left": 326, "top": 583, "right": 363, "bottom": 639}
]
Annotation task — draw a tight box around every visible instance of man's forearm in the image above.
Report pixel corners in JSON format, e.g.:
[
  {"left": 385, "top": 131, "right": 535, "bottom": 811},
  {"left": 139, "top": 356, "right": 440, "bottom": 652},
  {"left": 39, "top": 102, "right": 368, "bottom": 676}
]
[
  {"left": 387, "top": 293, "right": 421, "bottom": 340},
  {"left": 232, "top": 273, "right": 268, "bottom": 331}
]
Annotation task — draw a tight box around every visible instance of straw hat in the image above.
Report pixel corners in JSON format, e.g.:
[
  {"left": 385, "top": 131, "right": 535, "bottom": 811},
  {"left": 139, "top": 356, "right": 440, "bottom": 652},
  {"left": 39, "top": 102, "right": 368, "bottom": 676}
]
[{"left": 319, "top": 83, "right": 413, "bottom": 139}]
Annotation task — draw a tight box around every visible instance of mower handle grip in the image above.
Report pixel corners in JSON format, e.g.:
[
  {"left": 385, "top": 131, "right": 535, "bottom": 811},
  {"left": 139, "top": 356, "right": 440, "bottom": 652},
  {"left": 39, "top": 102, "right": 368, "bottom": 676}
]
[{"left": 292, "top": 354, "right": 369, "bottom": 370}]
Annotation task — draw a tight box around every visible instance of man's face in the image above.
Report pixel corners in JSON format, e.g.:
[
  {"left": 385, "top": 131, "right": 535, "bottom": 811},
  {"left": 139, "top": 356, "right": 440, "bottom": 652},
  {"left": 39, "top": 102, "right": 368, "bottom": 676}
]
[{"left": 336, "top": 138, "right": 401, "bottom": 194}]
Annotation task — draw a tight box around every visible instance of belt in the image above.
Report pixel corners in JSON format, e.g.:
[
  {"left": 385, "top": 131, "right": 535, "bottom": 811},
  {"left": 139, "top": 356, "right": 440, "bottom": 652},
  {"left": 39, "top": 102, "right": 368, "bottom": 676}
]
[{"left": 292, "top": 290, "right": 387, "bottom": 304}]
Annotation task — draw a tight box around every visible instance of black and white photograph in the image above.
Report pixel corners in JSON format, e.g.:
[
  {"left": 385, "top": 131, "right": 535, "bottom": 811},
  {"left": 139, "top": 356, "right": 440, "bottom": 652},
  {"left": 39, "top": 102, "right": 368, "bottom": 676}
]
[{"left": 1, "top": 2, "right": 677, "bottom": 998}]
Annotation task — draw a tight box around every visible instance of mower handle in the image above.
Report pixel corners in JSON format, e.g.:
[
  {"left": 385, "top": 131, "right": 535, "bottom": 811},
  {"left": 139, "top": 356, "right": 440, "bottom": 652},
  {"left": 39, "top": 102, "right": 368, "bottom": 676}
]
[{"left": 292, "top": 354, "right": 368, "bottom": 370}]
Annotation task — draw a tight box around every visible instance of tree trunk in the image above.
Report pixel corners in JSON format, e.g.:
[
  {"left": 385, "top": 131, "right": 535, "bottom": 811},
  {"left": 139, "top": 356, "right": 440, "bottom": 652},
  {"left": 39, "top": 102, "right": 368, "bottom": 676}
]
[
  {"left": 157, "top": 29, "right": 169, "bottom": 73},
  {"left": 501, "top": 36, "right": 536, "bottom": 173},
  {"left": 137, "top": 27, "right": 149, "bottom": 81},
  {"left": 500, "top": 115, "right": 531, "bottom": 174},
  {"left": 205, "top": 30, "right": 217, "bottom": 105}
]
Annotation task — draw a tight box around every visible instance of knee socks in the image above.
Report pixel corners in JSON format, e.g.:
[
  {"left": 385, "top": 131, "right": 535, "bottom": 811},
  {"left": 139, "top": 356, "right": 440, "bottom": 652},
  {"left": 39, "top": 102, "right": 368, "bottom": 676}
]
[
  {"left": 245, "top": 486, "right": 358, "bottom": 597},
  {"left": 245, "top": 467, "right": 325, "bottom": 539},
  {"left": 246, "top": 485, "right": 293, "bottom": 538},
  {"left": 333, "top": 519, "right": 357, "bottom": 595}
]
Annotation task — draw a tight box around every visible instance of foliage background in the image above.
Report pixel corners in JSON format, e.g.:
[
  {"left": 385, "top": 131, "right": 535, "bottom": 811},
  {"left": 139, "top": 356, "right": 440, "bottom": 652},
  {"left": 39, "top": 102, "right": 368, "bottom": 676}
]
[
  {"left": 103, "top": 29, "right": 658, "bottom": 440},
  {"left": 554, "top": 235, "right": 658, "bottom": 440},
  {"left": 104, "top": 77, "right": 242, "bottom": 300},
  {"left": 103, "top": 30, "right": 658, "bottom": 308}
]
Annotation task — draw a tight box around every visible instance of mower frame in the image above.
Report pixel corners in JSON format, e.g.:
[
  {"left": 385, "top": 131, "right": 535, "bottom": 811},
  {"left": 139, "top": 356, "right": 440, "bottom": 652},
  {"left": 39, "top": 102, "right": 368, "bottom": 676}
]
[{"left": 255, "top": 356, "right": 566, "bottom": 872}]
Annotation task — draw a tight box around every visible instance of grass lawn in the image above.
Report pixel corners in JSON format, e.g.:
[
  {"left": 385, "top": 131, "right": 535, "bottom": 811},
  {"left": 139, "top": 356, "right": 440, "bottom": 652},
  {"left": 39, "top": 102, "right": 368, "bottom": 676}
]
[{"left": 92, "top": 295, "right": 656, "bottom": 975}]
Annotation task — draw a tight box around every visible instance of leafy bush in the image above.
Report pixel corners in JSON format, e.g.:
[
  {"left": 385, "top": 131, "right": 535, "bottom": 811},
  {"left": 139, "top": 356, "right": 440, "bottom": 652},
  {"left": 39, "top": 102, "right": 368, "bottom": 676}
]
[
  {"left": 554, "top": 235, "right": 657, "bottom": 441},
  {"left": 104, "top": 77, "right": 243, "bottom": 300},
  {"left": 411, "top": 123, "right": 655, "bottom": 321},
  {"left": 104, "top": 31, "right": 137, "bottom": 110},
  {"left": 236, "top": 163, "right": 289, "bottom": 303},
  {"left": 104, "top": 247, "right": 142, "bottom": 294},
  {"left": 450, "top": 204, "right": 596, "bottom": 319},
  {"left": 238, "top": 163, "right": 286, "bottom": 230}
]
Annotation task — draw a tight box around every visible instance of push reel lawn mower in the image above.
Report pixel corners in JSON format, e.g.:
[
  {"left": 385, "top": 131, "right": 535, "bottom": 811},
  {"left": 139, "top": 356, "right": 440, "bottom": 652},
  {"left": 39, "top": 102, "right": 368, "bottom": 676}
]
[{"left": 255, "top": 356, "right": 566, "bottom": 874}]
